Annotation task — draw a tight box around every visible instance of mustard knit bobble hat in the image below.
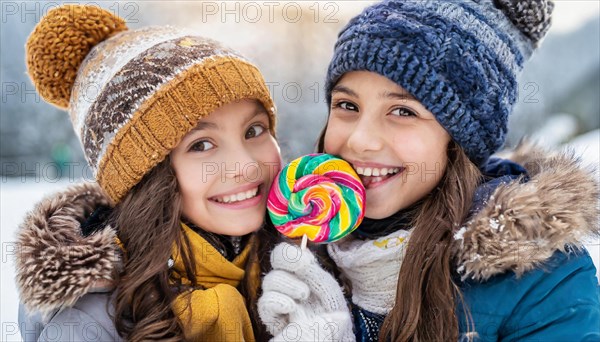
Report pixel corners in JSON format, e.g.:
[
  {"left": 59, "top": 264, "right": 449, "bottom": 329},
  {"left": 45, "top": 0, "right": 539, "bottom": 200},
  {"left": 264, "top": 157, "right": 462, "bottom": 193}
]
[{"left": 26, "top": 5, "right": 276, "bottom": 204}]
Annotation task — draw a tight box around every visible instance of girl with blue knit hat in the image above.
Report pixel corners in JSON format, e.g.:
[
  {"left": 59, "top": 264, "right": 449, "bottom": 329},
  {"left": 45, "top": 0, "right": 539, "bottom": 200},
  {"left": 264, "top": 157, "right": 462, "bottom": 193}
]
[{"left": 259, "top": 0, "right": 600, "bottom": 341}]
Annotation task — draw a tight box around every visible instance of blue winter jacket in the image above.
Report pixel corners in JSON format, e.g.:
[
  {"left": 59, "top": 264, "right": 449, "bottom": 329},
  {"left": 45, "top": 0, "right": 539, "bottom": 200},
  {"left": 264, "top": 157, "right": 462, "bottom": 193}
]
[
  {"left": 351, "top": 146, "right": 600, "bottom": 341},
  {"left": 457, "top": 248, "right": 599, "bottom": 341}
]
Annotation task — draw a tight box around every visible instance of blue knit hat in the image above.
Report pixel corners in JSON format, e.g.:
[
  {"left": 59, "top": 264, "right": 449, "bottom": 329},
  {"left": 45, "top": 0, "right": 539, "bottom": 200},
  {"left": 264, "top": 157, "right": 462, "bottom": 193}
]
[{"left": 325, "top": 0, "right": 554, "bottom": 165}]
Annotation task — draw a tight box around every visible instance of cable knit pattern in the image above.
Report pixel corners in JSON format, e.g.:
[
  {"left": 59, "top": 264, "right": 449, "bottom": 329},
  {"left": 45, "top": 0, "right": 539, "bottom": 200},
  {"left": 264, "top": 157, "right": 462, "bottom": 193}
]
[
  {"left": 328, "top": 229, "right": 412, "bottom": 315},
  {"left": 325, "top": 0, "right": 554, "bottom": 165}
]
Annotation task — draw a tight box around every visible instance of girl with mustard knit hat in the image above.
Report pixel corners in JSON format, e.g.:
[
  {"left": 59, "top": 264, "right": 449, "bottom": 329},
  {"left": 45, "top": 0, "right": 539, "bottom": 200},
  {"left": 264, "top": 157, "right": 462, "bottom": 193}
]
[
  {"left": 259, "top": 1, "right": 600, "bottom": 341},
  {"left": 17, "top": 4, "right": 281, "bottom": 341}
]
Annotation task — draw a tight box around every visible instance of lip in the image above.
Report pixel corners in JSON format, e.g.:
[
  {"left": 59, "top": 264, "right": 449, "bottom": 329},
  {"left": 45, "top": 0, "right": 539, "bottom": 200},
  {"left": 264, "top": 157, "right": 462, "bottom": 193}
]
[
  {"left": 362, "top": 168, "right": 405, "bottom": 190},
  {"left": 209, "top": 182, "right": 265, "bottom": 210},
  {"left": 209, "top": 182, "right": 263, "bottom": 199},
  {"left": 347, "top": 159, "right": 402, "bottom": 169},
  {"left": 210, "top": 191, "right": 264, "bottom": 209}
]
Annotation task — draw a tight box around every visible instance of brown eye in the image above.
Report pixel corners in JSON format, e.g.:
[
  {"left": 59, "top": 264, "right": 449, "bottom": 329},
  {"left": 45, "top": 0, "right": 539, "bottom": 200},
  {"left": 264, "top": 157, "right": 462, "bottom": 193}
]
[
  {"left": 246, "top": 124, "right": 265, "bottom": 139},
  {"left": 390, "top": 107, "right": 416, "bottom": 117},
  {"left": 337, "top": 101, "right": 358, "bottom": 111},
  {"left": 189, "top": 140, "right": 215, "bottom": 152}
]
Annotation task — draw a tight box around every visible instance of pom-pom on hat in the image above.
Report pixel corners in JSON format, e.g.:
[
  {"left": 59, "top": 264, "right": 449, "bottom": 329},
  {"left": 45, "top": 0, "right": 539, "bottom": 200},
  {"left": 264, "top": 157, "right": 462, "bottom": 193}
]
[
  {"left": 26, "top": 5, "right": 276, "bottom": 203},
  {"left": 325, "top": 0, "right": 554, "bottom": 165}
]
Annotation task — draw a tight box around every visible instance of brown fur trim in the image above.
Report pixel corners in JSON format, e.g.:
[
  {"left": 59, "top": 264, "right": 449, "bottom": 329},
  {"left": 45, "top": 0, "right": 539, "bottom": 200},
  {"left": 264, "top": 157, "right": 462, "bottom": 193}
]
[
  {"left": 454, "top": 142, "right": 599, "bottom": 281},
  {"left": 15, "top": 182, "right": 117, "bottom": 316}
]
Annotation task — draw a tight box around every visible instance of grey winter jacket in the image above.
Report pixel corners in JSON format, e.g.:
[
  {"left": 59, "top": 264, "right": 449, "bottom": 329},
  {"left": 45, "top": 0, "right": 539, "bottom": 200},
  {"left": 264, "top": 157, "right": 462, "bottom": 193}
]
[
  {"left": 15, "top": 182, "right": 123, "bottom": 342},
  {"left": 19, "top": 292, "right": 122, "bottom": 342}
]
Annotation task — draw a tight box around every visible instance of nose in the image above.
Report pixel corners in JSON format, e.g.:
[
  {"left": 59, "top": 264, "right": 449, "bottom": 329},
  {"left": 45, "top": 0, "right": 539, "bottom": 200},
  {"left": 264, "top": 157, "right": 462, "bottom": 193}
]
[{"left": 346, "top": 115, "right": 384, "bottom": 154}]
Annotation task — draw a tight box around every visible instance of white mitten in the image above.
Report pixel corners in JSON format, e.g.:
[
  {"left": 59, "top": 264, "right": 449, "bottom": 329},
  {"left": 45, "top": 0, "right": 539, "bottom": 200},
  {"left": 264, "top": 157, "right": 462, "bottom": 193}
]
[{"left": 258, "top": 242, "right": 355, "bottom": 341}]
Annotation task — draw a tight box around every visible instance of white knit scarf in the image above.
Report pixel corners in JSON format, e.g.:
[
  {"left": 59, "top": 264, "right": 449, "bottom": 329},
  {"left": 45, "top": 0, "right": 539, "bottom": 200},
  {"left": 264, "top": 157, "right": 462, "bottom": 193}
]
[{"left": 327, "top": 228, "right": 412, "bottom": 315}]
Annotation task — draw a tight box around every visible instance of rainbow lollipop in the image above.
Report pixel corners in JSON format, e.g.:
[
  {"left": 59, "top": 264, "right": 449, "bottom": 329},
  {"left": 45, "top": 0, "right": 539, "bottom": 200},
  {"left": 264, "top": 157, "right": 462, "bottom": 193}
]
[{"left": 267, "top": 154, "right": 366, "bottom": 246}]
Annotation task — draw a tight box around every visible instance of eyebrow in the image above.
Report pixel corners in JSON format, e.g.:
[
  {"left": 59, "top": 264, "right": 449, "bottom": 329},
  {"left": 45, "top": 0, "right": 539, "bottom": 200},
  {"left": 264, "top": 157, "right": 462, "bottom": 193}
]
[
  {"left": 190, "top": 105, "right": 268, "bottom": 132},
  {"left": 191, "top": 121, "right": 218, "bottom": 131},
  {"left": 380, "top": 91, "right": 417, "bottom": 101},
  {"left": 331, "top": 85, "right": 359, "bottom": 98},
  {"left": 331, "top": 85, "right": 417, "bottom": 102}
]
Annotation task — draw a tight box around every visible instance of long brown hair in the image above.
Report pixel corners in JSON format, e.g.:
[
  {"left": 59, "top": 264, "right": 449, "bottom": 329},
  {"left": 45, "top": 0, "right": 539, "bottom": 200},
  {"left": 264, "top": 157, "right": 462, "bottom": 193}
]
[
  {"left": 317, "top": 128, "right": 482, "bottom": 341},
  {"left": 108, "top": 156, "right": 278, "bottom": 341}
]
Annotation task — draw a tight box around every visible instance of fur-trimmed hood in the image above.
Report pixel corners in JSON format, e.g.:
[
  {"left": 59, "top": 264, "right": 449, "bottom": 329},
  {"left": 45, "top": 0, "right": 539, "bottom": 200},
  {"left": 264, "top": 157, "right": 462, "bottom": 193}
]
[
  {"left": 453, "top": 143, "right": 599, "bottom": 281},
  {"left": 15, "top": 145, "right": 599, "bottom": 316},
  {"left": 15, "top": 182, "right": 117, "bottom": 316}
]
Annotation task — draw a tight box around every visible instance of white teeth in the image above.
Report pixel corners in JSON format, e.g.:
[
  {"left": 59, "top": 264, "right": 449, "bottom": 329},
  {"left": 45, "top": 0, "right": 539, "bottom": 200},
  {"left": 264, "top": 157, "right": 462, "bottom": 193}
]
[
  {"left": 354, "top": 165, "right": 401, "bottom": 177},
  {"left": 214, "top": 187, "right": 259, "bottom": 203}
]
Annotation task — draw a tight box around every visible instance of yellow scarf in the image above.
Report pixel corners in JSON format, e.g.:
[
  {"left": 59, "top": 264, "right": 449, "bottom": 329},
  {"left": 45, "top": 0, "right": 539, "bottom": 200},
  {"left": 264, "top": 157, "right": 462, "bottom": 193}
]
[{"left": 171, "top": 223, "right": 260, "bottom": 341}]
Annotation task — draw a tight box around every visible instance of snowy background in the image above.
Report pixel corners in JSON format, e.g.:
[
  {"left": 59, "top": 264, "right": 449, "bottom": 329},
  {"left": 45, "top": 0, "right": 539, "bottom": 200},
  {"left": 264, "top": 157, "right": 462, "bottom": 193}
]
[{"left": 2, "top": 1, "right": 599, "bottom": 340}]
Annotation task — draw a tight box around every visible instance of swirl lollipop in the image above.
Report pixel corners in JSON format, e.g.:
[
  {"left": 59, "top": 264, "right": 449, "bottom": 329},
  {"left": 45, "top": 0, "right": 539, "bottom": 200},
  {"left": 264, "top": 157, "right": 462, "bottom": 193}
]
[{"left": 268, "top": 154, "right": 366, "bottom": 247}]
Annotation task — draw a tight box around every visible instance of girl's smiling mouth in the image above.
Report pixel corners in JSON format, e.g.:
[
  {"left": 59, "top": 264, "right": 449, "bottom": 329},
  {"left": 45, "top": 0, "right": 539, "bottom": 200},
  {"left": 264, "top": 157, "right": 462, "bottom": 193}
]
[
  {"left": 209, "top": 183, "right": 265, "bottom": 208},
  {"left": 349, "top": 161, "right": 405, "bottom": 189}
]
